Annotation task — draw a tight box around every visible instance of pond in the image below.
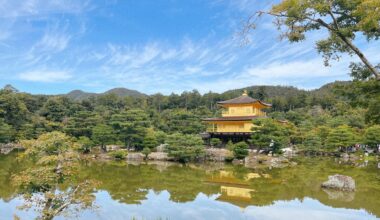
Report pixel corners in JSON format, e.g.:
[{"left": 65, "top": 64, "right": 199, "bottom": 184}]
[{"left": 0, "top": 154, "right": 379, "bottom": 220}]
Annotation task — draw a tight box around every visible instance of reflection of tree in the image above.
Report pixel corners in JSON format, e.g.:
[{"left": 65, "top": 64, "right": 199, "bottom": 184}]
[
  {"left": 1, "top": 155, "right": 379, "bottom": 218},
  {"left": 77, "top": 162, "right": 219, "bottom": 204},
  {"left": 246, "top": 158, "right": 380, "bottom": 217},
  {"left": 0, "top": 153, "right": 25, "bottom": 201}
]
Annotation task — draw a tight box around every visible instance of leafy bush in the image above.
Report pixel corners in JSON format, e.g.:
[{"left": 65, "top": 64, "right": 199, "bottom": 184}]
[
  {"left": 142, "top": 147, "right": 151, "bottom": 159},
  {"left": 232, "top": 142, "right": 249, "bottom": 159},
  {"left": 165, "top": 133, "right": 205, "bottom": 162},
  {"left": 108, "top": 150, "right": 127, "bottom": 160},
  {"left": 76, "top": 136, "right": 94, "bottom": 153},
  {"left": 210, "top": 138, "right": 222, "bottom": 147}
]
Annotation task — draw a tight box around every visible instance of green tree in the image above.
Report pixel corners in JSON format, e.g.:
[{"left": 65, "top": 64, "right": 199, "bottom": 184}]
[
  {"left": 143, "top": 129, "right": 158, "bottom": 150},
  {"left": 300, "top": 131, "right": 323, "bottom": 152},
  {"left": 12, "top": 132, "right": 97, "bottom": 220},
  {"left": 92, "top": 124, "right": 115, "bottom": 151},
  {"left": 248, "top": 0, "right": 380, "bottom": 80},
  {"left": 210, "top": 138, "right": 222, "bottom": 148},
  {"left": 326, "top": 125, "right": 356, "bottom": 152},
  {"left": 159, "top": 109, "right": 204, "bottom": 134},
  {"left": 365, "top": 96, "right": 380, "bottom": 124},
  {"left": 165, "top": 133, "right": 205, "bottom": 162},
  {"left": 142, "top": 147, "right": 151, "bottom": 159},
  {"left": 232, "top": 142, "right": 249, "bottom": 159},
  {"left": 108, "top": 150, "right": 127, "bottom": 160},
  {"left": 251, "top": 118, "right": 291, "bottom": 153},
  {"left": 364, "top": 125, "right": 380, "bottom": 149},
  {"left": 110, "top": 109, "right": 150, "bottom": 149},
  {"left": 0, "top": 89, "right": 29, "bottom": 129},
  {"left": 0, "top": 119, "right": 15, "bottom": 143},
  {"left": 64, "top": 111, "right": 99, "bottom": 138},
  {"left": 76, "top": 136, "right": 94, "bottom": 153},
  {"left": 40, "top": 97, "right": 69, "bottom": 122}
]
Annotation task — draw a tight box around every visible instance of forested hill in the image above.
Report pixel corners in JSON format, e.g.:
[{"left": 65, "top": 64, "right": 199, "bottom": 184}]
[
  {"left": 66, "top": 88, "right": 147, "bottom": 101},
  {"left": 0, "top": 79, "right": 378, "bottom": 149},
  {"left": 3, "top": 81, "right": 346, "bottom": 102}
]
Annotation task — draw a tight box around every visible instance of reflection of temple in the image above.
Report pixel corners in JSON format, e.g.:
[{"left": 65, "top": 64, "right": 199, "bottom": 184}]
[
  {"left": 205, "top": 170, "right": 257, "bottom": 209},
  {"left": 207, "top": 170, "right": 248, "bottom": 186},
  {"left": 218, "top": 186, "right": 255, "bottom": 208}
]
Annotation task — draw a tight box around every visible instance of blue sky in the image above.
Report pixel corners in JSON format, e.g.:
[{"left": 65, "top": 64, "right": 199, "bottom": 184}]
[{"left": 0, "top": 0, "right": 379, "bottom": 95}]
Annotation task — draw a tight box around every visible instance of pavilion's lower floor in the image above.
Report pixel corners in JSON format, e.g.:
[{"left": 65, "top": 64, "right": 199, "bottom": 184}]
[{"left": 201, "top": 132, "right": 252, "bottom": 144}]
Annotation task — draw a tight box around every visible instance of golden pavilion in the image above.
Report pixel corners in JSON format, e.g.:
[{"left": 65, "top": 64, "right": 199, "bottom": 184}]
[{"left": 202, "top": 91, "right": 271, "bottom": 142}]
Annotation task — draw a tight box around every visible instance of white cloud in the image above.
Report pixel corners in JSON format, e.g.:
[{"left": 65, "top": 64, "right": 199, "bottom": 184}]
[
  {"left": 0, "top": 0, "right": 92, "bottom": 18},
  {"left": 245, "top": 59, "right": 347, "bottom": 79},
  {"left": 23, "top": 22, "right": 72, "bottom": 65},
  {"left": 19, "top": 70, "right": 72, "bottom": 82}
]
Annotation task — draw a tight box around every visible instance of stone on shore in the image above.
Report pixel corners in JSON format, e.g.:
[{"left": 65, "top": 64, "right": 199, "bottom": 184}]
[
  {"left": 105, "top": 145, "right": 122, "bottom": 152},
  {"left": 0, "top": 143, "right": 24, "bottom": 155},
  {"left": 148, "top": 152, "right": 171, "bottom": 161},
  {"left": 126, "top": 152, "right": 145, "bottom": 161},
  {"left": 245, "top": 154, "right": 297, "bottom": 168},
  {"left": 205, "top": 148, "right": 233, "bottom": 162},
  {"left": 321, "top": 174, "right": 355, "bottom": 191}
]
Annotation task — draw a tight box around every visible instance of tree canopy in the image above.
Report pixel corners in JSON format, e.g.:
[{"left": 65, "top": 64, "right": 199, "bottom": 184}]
[{"left": 245, "top": 0, "right": 380, "bottom": 80}]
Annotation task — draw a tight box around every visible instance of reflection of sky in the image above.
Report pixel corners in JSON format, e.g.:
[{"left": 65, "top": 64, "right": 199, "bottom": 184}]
[{"left": 1, "top": 191, "right": 378, "bottom": 220}]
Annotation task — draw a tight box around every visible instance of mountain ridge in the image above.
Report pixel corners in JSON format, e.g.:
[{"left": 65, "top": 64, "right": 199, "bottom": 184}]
[{"left": 2, "top": 80, "right": 350, "bottom": 100}]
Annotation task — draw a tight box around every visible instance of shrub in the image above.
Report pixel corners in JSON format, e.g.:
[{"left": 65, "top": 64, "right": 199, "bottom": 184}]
[
  {"left": 210, "top": 138, "right": 222, "bottom": 147},
  {"left": 76, "top": 136, "right": 94, "bottom": 153},
  {"left": 108, "top": 150, "right": 127, "bottom": 160},
  {"left": 233, "top": 142, "right": 249, "bottom": 159},
  {"left": 142, "top": 147, "right": 151, "bottom": 159},
  {"left": 165, "top": 133, "right": 205, "bottom": 162}
]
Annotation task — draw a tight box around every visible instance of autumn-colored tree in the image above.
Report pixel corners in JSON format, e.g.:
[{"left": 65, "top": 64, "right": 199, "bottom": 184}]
[
  {"left": 245, "top": 0, "right": 380, "bottom": 80},
  {"left": 12, "top": 132, "right": 97, "bottom": 220}
]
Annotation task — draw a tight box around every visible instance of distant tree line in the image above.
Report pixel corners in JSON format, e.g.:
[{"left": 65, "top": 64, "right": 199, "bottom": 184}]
[{"left": 0, "top": 79, "right": 379, "bottom": 154}]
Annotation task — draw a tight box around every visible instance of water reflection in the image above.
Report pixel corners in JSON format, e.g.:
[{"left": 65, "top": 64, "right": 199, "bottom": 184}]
[
  {"left": 0, "top": 154, "right": 379, "bottom": 220},
  {"left": 2, "top": 191, "right": 377, "bottom": 220}
]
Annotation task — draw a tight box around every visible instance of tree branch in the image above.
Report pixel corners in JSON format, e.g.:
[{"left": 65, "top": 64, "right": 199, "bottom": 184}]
[{"left": 256, "top": 10, "right": 380, "bottom": 80}]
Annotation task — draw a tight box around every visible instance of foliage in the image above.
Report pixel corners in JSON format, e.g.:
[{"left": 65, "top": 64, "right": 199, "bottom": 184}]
[
  {"left": 251, "top": 118, "right": 292, "bottom": 153},
  {"left": 232, "top": 142, "right": 249, "bottom": 159},
  {"left": 11, "top": 132, "right": 97, "bottom": 220},
  {"left": 142, "top": 147, "right": 151, "bottom": 159},
  {"left": 0, "top": 119, "right": 15, "bottom": 143},
  {"left": 92, "top": 124, "right": 115, "bottom": 151},
  {"left": 165, "top": 133, "right": 205, "bottom": 162},
  {"left": 226, "top": 140, "right": 235, "bottom": 152},
  {"left": 364, "top": 125, "right": 380, "bottom": 149},
  {"left": 249, "top": 0, "right": 380, "bottom": 80},
  {"left": 210, "top": 138, "right": 222, "bottom": 147},
  {"left": 0, "top": 79, "right": 378, "bottom": 155},
  {"left": 326, "top": 125, "right": 357, "bottom": 152},
  {"left": 143, "top": 129, "right": 158, "bottom": 150},
  {"left": 108, "top": 150, "right": 127, "bottom": 160},
  {"left": 300, "top": 131, "right": 323, "bottom": 152},
  {"left": 76, "top": 136, "right": 94, "bottom": 153}
]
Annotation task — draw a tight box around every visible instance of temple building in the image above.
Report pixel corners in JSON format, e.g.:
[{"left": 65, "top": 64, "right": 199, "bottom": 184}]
[{"left": 202, "top": 91, "right": 271, "bottom": 143}]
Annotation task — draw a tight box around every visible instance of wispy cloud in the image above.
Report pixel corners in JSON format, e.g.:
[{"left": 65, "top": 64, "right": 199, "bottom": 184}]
[
  {"left": 0, "top": 0, "right": 92, "bottom": 18},
  {"left": 24, "top": 22, "right": 72, "bottom": 64},
  {"left": 2, "top": 0, "right": 379, "bottom": 95},
  {"left": 19, "top": 70, "right": 72, "bottom": 82}
]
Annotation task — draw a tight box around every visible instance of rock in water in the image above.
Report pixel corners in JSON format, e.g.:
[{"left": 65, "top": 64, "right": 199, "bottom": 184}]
[{"left": 321, "top": 174, "right": 355, "bottom": 191}]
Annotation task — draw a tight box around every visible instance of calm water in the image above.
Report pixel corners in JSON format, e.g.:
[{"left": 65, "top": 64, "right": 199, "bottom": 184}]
[{"left": 0, "top": 154, "right": 379, "bottom": 220}]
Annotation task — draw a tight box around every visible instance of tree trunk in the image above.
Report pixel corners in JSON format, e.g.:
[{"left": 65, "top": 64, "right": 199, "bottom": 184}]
[
  {"left": 339, "top": 36, "right": 380, "bottom": 80},
  {"left": 315, "top": 18, "right": 380, "bottom": 80}
]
